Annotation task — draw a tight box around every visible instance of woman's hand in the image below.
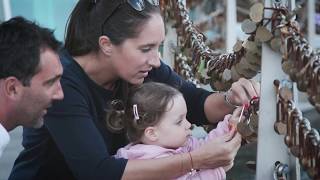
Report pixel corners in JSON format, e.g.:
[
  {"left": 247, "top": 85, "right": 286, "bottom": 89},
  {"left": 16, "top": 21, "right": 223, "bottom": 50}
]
[
  {"left": 223, "top": 162, "right": 234, "bottom": 171},
  {"left": 191, "top": 128, "right": 241, "bottom": 170},
  {"left": 226, "top": 78, "right": 260, "bottom": 107}
]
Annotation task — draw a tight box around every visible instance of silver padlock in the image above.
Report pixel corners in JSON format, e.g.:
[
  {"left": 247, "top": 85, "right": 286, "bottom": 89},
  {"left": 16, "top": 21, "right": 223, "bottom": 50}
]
[{"left": 273, "top": 161, "right": 289, "bottom": 180}]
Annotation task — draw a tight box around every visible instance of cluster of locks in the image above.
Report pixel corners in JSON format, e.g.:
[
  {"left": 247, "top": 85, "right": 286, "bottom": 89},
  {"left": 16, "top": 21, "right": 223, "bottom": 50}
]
[
  {"left": 163, "top": 0, "right": 264, "bottom": 146},
  {"left": 162, "top": 0, "right": 320, "bottom": 179},
  {"left": 238, "top": 3, "right": 320, "bottom": 179},
  {"left": 169, "top": 0, "right": 224, "bottom": 86},
  {"left": 243, "top": 2, "right": 320, "bottom": 113},
  {"left": 264, "top": 5, "right": 320, "bottom": 178},
  {"left": 270, "top": 8, "right": 320, "bottom": 112},
  {"left": 163, "top": 0, "right": 262, "bottom": 91},
  {"left": 274, "top": 79, "right": 320, "bottom": 179},
  {"left": 236, "top": 97, "right": 260, "bottom": 144}
]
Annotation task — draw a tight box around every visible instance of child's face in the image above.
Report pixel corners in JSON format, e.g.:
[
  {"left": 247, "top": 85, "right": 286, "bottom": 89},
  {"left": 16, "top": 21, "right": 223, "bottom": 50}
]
[{"left": 154, "top": 94, "right": 192, "bottom": 149}]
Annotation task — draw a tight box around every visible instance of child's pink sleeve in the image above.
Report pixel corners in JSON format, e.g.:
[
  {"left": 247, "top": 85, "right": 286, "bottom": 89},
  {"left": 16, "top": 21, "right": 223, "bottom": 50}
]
[
  {"left": 183, "top": 114, "right": 232, "bottom": 151},
  {"left": 207, "top": 114, "right": 232, "bottom": 139}
]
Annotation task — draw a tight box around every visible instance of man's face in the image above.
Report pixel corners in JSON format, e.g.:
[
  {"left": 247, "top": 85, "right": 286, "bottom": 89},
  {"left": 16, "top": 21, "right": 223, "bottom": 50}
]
[{"left": 17, "top": 48, "right": 64, "bottom": 128}]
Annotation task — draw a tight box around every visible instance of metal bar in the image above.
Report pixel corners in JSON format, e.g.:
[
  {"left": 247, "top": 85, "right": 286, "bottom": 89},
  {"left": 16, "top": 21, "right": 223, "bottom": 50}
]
[
  {"left": 256, "top": 0, "right": 299, "bottom": 179},
  {"left": 226, "top": 0, "right": 237, "bottom": 53},
  {"left": 2, "top": 0, "right": 11, "bottom": 20},
  {"left": 163, "top": 19, "right": 177, "bottom": 67}
]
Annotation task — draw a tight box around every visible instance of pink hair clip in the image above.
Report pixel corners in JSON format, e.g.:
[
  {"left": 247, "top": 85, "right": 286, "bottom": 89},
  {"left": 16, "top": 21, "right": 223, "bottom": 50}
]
[{"left": 133, "top": 104, "right": 139, "bottom": 120}]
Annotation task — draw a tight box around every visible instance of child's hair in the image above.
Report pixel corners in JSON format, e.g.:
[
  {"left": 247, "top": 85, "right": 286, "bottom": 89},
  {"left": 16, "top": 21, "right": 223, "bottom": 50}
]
[{"left": 106, "top": 82, "right": 181, "bottom": 143}]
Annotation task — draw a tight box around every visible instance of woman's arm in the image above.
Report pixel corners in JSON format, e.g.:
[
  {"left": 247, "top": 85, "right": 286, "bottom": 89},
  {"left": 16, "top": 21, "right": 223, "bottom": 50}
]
[
  {"left": 44, "top": 81, "right": 127, "bottom": 180},
  {"left": 122, "top": 130, "right": 241, "bottom": 180},
  {"left": 150, "top": 62, "right": 260, "bottom": 125},
  {"left": 204, "top": 78, "right": 260, "bottom": 123},
  {"left": 122, "top": 154, "right": 188, "bottom": 180}
]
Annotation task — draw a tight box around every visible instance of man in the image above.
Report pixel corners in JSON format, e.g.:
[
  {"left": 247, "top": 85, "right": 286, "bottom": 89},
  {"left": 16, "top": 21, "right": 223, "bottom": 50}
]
[{"left": 0, "top": 17, "right": 64, "bottom": 157}]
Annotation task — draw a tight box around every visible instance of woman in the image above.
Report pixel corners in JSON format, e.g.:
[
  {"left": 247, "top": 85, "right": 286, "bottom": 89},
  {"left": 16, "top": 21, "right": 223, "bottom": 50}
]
[{"left": 10, "top": 0, "right": 259, "bottom": 179}]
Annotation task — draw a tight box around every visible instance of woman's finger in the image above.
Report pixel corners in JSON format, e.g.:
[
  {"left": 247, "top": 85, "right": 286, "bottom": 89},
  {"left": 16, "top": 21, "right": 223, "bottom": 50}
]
[
  {"left": 250, "top": 79, "right": 260, "bottom": 96},
  {"left": 239, "top": 78, "right": 258, "bottom": 99}
]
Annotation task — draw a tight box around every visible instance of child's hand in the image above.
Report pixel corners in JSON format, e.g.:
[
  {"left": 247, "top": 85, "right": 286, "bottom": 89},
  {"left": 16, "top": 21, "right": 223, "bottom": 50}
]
[
  {"left": 223, "top": 162, "right": 234, "bottom": 171},
  {"left": 228, "top": 106, "right": 245, "bottom": 129}
]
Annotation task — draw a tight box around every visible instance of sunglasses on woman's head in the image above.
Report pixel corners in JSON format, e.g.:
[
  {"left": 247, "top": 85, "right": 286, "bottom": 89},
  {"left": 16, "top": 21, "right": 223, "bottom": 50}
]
[
  {"left": 101, "top": 0, "right": 159, "bottom": 35},
  {"left": 128, "top": 0, "right": 159, "bottom": 11}
]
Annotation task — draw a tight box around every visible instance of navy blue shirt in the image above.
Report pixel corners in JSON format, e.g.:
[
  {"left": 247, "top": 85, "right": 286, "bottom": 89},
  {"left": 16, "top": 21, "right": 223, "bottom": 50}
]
[{"left": 9, "top": 50, "right": 211, "bottom": 180}]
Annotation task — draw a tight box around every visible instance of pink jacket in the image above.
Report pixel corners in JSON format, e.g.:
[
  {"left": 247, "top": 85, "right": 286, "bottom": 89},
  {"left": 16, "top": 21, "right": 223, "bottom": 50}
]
[{"left": 115, "top": 115, "right": 232, "bottom": 180}]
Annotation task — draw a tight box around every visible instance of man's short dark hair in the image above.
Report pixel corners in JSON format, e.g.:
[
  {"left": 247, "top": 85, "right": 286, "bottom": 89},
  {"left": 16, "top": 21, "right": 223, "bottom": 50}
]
[{"left": 0, "top": 16, "right": 61, "bottom": 86}]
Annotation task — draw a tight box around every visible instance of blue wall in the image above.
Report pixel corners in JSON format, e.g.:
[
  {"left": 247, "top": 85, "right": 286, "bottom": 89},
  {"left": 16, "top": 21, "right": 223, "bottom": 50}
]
[{"left": 11, "top": 0, "right": 77, "bottom": 41}]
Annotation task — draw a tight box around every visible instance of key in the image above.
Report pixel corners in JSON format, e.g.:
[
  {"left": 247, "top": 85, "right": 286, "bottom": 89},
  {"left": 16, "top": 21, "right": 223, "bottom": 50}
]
[
  {"left": 290, "top": 114, "right": 302, "bottom": 157},
  {"left": 284, "top": 107, "right": 297, "bottom": 148},
  {"left": 299, "top": 120, "right": 311, "bottom": 169},
  {"left": 274, "top": 79, "right": 291, "bottom": 135},
  {"left": 306, "top": 129, "right": 320, "bottom": 178}
]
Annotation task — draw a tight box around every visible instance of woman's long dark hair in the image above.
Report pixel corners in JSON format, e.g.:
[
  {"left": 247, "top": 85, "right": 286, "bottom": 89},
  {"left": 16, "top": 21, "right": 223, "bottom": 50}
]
[
  {"left": 64, "top": 0, "right": 160, "bottom": 56},
  {"left": 65, "top": 1, "right": 163, "bottom": 137}
]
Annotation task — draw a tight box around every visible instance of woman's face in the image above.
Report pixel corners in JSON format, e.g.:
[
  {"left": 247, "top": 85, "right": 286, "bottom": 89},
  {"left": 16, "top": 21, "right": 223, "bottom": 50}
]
[{"left": 110, "top": 13, "right": 165, "bottom": 85}]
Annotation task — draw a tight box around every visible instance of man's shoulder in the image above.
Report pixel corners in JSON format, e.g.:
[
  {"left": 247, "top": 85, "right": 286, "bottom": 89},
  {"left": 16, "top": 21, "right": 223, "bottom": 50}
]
[{"left": 0, "top": 123, "right": 10, "bottom": 157}]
